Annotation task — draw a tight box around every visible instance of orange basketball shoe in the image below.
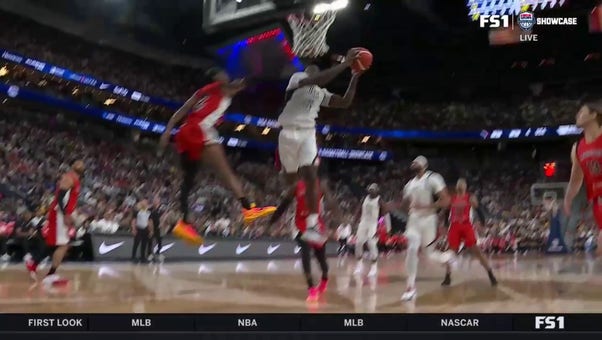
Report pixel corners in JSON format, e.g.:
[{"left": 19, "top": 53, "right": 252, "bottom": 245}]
[
  {"left": 172, "top": 220, "right": 204, "bottom": 245},
  {"left": 242, "top": 205, "right": 276, "bottom": 224}
]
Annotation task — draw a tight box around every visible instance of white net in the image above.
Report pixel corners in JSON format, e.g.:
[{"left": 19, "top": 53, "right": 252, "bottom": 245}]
[{"left": 287, "top": 11, "right": 337, "bottom": 59}]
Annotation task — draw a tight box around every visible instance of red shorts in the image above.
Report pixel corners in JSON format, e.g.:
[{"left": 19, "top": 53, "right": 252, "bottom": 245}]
[
  {"left": 447, "top": 222, "right": 477, "bottom": 251},
  {"left": 592, "top": 199, "right": 602, "bottom": 230},
  {"left": 175, "top": 123, "right": 205, "bottom": 161}
]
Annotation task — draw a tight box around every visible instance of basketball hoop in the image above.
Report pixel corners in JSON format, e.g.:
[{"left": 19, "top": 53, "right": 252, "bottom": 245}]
[{"left": 287, "top": 10, "right": 337, "bottom": 59}]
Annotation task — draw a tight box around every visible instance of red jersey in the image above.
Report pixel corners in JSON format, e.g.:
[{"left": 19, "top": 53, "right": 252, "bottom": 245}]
[
  {"left": 49, "top": 171, "right": 81, "bottom": 216},
  {"left": 186, "top": 82, "right": 231, "bottom": 128},
  {"left": 576, "top": 135, "right": 602, "bottom": 200},
  {"left": 449, "top": 193, "right": 471, "bottom": 224},
  {"left": 294, "top": 181, "right": 323, "bottom": 233}
]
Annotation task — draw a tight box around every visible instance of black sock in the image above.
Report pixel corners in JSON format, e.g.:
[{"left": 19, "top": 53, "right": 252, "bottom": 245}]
[
  {"left": 306, "top": 276, "right": 314, "bottom": 289},
  {"left": 47, "top": 266, "right": 57, "bottom": 276},
  {"left": 180, "top": 154, "right": 198, "bottom": 224},
  {"left": 239, "top": 197, "right": 255, "bottom": 210}
]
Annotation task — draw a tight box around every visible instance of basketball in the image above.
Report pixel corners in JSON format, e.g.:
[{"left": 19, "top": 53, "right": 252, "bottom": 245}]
[{"left": 351, "top": 47, "right": 373, "bottom": 73}]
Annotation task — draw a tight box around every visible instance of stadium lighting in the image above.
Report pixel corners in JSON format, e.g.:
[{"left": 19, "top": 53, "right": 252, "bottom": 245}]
[{"left": 313, "top": 0, "right": 348, "bottom": 14}]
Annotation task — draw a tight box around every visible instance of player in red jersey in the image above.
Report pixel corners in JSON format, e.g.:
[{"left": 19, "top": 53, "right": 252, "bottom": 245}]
[
  {"left": 26, "top": 160, "right": 84, "bottom": 286},
  {"left": 564, "top": 100, "right": 602, "bottom": 256},
  {"left": 441, "top": 178, "right": 497, "bottom": 287},
  {"left": 159, "top": 68, "right": 275, "bottom": 245},
  {"left": 268, "top": 178, "right": 338, "bottom": 302}
]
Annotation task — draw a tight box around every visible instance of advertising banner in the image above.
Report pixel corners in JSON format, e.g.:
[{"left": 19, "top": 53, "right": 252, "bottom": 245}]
[{"left": 92, "top": 234, "right": 339, "bottom": 261}]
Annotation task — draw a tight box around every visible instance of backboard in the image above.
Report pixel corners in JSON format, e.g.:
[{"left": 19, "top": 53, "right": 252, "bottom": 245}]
[
  {"left": 203, "top": 0, "right": 276, "bottom": 32},
  {"left": 204, "top": 0, "right": 307, "bottom": 33}
]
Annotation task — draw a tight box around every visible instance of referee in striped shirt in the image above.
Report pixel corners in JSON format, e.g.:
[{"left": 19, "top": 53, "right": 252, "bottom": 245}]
[{"left": 131, "top": 199, "right": 153, "bottom": 263}]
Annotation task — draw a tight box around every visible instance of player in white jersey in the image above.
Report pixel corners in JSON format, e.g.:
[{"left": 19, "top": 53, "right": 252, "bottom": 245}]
[
  {"left": 399, "top": 156, "right": 451, "bottom": 301},
  {"left": 277, "top": 48, "right": 362, "bottom": 245},
  {"left": 354, "top": 183, "right": 389, "bottom": 277}
]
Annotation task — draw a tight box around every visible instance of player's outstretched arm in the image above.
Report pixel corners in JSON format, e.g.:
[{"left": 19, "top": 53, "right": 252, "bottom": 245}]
[
  {"left": 564, "top": 143, "right": 584, "bottom": 215},
  {"left": 378, "top": 197, "right": 390, "bottom": 214},
  {"left": 222, "top": 79, "right": 247, "bottom": 96},
  {"left": 327, "top": 73, "right": 361, "bottom": 109},
  {"left": 158, "top": 94, "right": 198, "bottom": 152},
  {"left": 433, "top": 188, "right": 451, "bottom": 210},
  {"left": 297, "top": 49, "right": 360, "bottom": 88}
]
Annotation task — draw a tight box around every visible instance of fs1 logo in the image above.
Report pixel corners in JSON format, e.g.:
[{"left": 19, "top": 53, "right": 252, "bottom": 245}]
[
  {"left": 535, "top": 316, "right": 565, "bottom": 330},
  {"left": 479, "top": 15, "right": 511, "bottom": 28}
]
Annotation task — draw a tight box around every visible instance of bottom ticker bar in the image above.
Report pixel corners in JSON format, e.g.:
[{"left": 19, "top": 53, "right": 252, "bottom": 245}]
[{"left": 0, "top": 314, "right": 601, "bottom": 332}]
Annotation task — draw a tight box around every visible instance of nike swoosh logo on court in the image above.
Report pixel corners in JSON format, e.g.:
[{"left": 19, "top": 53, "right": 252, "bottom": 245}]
[
  {"left": 198, "top": 243, "right": 217, "bottom": 255},
  {"left": 154, "top": 242, "right": 175, "bottom": 254},
  {"left": 267, "top": 244, "right": 281, "bottom": 255},
  {"left": 236, "top": 244, "right": 251, "bottom": 255},
  {"left": 98, "top": 241, "right": 125, "bottom": 255}
]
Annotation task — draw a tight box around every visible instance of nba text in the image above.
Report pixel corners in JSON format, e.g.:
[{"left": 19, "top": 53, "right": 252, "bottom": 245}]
[{"left": 535, "top": 316, "right": 565, "bottom": 330}]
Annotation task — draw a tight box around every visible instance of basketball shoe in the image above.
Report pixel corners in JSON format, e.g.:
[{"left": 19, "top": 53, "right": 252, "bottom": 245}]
[
  {"left": 317, "top": 279, "right": 328, "bottom": 293},
  {"left": 367, "top": 263, "right": 378, "bottom": 277},
  {"left": 400, "top": 286, "right": 417, "bottom": 301},
  {"left": 172, "top": 220, "right": 204, "bottom": 245},
  {"left": 306, "top": 287, "right": 319, "bottom": 302},
  {"left": 25, "top": 255, "right": 37, "bottom": 281},
  {"left": 242, "top": 205, "right": 276, "bottom": 224},
  {"left": 42, "top": 274, "right": 69, "bottom": 287}
]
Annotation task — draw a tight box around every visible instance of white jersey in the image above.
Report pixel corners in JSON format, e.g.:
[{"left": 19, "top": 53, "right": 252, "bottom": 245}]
[
  {"left": 403, "top": 171, "right": 446, "bottom": 218},
  {"left": 360, "top": 195, "right": 381, "bottom": 226},
  {"left": 277, "top": 72, "right": 333, "bottom": 129}
]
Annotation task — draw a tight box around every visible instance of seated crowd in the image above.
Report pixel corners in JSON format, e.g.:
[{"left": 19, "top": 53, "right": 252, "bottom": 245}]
[{"left": 0, "top": 106, "right": 597, "bottom": 262}]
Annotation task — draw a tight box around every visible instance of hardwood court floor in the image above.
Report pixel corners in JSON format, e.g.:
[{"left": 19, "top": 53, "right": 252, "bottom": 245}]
[{"left": 1, "top": 255, "right": 601, "bottom": 313}]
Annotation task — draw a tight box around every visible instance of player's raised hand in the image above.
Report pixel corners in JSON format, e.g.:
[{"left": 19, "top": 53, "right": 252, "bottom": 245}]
[
  {"left": 231, "top": 78, "right": 247, "bottom": 90},
  {"left": 344, "top": 48, "right": 361, "bottom": 66}
]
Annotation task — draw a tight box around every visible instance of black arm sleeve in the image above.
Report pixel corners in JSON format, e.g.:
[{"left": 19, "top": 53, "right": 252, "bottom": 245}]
[
  {"left": 269, "top": 195, "right": 295, "bottom": 225},
  {"left": 57, "top": 190, "right": 68, "bottom": 213},
  {"left": 475, "top": 206, "right": 486, "bottom": 224}
]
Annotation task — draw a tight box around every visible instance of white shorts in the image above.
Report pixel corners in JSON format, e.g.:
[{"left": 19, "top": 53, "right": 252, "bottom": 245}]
[
  {"left": 405, "top": 214, "right": 438, "bottom": 248},
  {"left": 356, "top": 223, "right": 378, "bottom": 244},
  {"left": 200, "top": 124, "right": 220, "bottom": 145},
  {"left": 278, "top": 128, "right": 318, "bottom": 173}
]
